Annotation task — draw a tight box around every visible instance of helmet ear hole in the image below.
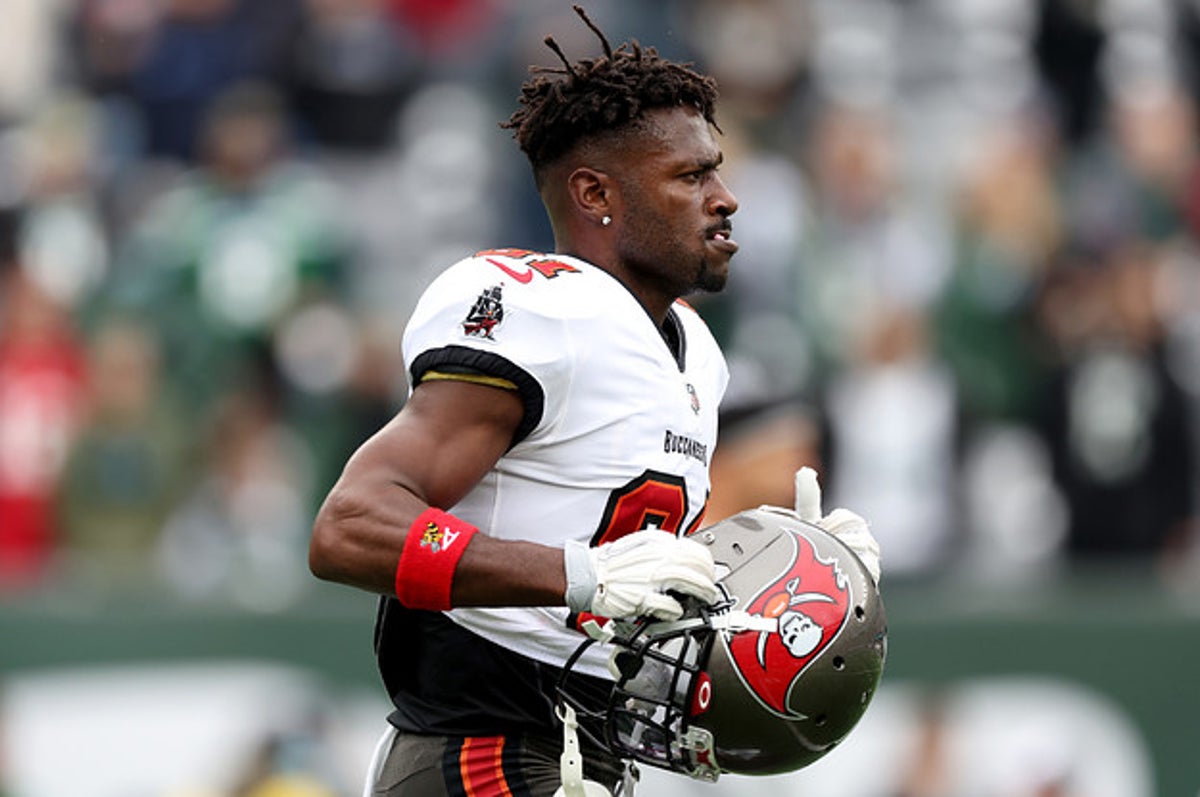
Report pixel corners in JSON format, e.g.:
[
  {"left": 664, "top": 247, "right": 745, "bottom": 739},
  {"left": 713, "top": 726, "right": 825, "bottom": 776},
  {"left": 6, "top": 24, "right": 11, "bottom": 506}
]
[
  {"left": 832, "top": 656, "right": 845, "bottom": 670},
  {"left": 854, "top": 605, "right": 865, "bottom": 620}
]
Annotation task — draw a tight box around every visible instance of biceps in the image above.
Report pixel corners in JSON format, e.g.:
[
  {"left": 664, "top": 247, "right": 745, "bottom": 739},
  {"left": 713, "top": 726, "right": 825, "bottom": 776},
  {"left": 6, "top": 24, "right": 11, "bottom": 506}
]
[{"left": 352, "top": 379, "right": 526, "bottom": 510}]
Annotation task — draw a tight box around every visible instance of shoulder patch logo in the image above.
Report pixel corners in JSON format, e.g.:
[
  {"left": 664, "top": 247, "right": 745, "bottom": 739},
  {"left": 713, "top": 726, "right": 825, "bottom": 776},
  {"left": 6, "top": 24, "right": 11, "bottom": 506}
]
[{"left": 462, "top": 284, "right": 505, "bottom": 339}]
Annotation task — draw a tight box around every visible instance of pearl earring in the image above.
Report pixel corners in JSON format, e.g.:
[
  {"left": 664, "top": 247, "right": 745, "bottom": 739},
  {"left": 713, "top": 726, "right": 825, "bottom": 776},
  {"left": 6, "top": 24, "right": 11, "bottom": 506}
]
[{"left": 602, "top": 215, "right": 612, "bottom": 226}]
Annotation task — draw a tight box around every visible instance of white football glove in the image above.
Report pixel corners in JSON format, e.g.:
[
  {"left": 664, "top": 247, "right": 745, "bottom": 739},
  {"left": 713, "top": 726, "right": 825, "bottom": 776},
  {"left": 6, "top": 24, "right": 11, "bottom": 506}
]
[
  {"left": 793, "top": 466, "right": 882, "bottom": 585},
  {"left": 562, "top": 530, "right": 720, "bottom": 621}
]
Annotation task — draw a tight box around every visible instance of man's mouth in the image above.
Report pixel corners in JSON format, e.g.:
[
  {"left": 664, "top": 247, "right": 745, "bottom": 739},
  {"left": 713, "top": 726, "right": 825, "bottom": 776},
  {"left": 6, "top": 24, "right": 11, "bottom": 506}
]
[{"left": 707, "top": 224, "right": 738, "bottom": 253}]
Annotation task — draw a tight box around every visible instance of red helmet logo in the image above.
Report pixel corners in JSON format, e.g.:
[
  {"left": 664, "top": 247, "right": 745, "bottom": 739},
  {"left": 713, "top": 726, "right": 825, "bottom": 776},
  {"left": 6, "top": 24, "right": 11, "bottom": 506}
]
[{"left": 725, "top": 530, "right": 851, "bottom": 717}]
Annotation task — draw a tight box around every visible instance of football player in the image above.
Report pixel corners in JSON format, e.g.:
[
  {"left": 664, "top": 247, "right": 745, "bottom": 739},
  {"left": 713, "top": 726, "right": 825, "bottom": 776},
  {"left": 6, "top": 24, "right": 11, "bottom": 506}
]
[{"left": 309, "top": 7, "right": 879, "bottom": 796}]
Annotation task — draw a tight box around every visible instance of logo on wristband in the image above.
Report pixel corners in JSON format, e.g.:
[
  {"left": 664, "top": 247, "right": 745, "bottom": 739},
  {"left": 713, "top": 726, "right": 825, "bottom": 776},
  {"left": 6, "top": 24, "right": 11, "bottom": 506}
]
[{"left": 421, "top": 521, "right": 462, "bottom": 553}]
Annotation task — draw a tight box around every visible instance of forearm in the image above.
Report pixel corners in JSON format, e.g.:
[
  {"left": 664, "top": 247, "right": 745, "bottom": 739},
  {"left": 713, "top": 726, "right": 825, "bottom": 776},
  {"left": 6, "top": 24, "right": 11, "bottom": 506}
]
[
  {"left": 310, "top": 474, "right": 568, "bottom": 606},
  {"left": 309, "top": 474, "right": 416, "bottom": 596},
  {"left": 452, "top": 535, "right": 568, "bottom": 607}
]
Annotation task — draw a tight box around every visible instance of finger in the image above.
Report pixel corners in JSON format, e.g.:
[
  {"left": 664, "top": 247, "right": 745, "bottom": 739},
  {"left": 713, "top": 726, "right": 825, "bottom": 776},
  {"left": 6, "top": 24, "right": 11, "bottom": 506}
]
[
  {"left": 640, "top": 592, "right": 684, "bottom": 621},
  {"left": 654, "top": 559, "right": 717, "bottom": 593},
  {"left": 823, "top": 508, "right": 866, "bottom": 535},
  {"left": 794, "top": 466, "right": 823, "bottom": 522},
  {"left": 656, "top": 548, "right": 715, "bottom": 581},
  {"left": 658, "top": 574, "right": 720, "bottom": 605},
  {"left": 674, "top": 537, "right": 715, "bottom": 568}
]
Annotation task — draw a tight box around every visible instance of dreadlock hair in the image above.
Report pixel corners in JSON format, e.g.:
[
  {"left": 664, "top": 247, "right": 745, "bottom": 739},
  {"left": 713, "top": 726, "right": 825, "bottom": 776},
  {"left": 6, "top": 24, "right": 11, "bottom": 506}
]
[{"left": 501, "top": 5, "right": 720, "bottom": 186}]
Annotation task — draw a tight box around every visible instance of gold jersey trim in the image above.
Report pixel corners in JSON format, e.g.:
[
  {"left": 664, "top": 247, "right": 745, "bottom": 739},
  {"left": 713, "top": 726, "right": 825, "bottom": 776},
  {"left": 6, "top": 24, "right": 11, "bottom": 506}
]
[{"left": 421, "top": 370, "right": 518, "bottom": 391}]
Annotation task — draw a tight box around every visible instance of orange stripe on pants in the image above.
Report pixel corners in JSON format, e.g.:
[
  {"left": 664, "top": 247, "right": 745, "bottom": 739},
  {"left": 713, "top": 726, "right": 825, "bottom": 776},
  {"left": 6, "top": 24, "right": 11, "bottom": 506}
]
[{"left": 459, "top": 736, "right": 513, "bottom": 797}]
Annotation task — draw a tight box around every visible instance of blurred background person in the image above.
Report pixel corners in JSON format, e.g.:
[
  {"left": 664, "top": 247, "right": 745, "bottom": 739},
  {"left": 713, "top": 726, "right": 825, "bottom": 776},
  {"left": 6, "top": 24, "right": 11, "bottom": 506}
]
[
  {"left": 70, "top": 0, "right": 305, "bottom": 164},
  {"left": 1033, "top": 241, "right": 1196, "bottom": 563},
  {"left": 55, "top": 316, "right": 194, "bottom": 595},
  {"left": 0, "top": 210, "right": 88, "bottom": 592},
  {"left": 706, "top": 354, "right": 820, "bottom": 523},
  {"left": 104, "top": 79, "right": 352, "bottom": 415},
  {"left": 286, "top": 0, "right": 418, "bottom": 153}
]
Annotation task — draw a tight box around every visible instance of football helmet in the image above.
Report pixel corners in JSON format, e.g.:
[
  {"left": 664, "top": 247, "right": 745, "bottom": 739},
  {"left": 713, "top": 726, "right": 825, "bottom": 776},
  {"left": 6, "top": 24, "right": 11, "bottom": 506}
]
[{"left": 557, "top": 506, "right": 887, "bottom": 781}]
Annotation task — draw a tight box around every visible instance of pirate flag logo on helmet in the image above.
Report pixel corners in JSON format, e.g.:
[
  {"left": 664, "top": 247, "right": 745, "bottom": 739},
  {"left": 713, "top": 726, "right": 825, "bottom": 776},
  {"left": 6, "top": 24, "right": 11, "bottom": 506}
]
[{"left": 725, "top": 530, "right": 851, "bottom": 717}]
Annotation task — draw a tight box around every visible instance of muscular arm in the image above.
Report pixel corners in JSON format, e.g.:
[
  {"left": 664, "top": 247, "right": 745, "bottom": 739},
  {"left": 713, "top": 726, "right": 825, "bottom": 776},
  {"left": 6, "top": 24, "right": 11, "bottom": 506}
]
[{"left": 309, "top": 378, "right": 567, "bottom": 606}]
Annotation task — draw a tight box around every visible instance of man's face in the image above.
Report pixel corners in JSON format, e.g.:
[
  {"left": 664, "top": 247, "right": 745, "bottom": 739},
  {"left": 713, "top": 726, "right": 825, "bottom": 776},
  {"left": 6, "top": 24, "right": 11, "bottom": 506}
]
[{"left": 612, "top": 108, "right": 739, "bottom": 300}]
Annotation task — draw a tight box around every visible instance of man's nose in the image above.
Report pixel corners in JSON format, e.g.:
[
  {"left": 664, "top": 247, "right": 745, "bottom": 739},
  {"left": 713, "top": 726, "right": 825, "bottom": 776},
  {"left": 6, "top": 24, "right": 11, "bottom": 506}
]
[{"left": 710, "top": 175, "right": 738, "bottom": 216}]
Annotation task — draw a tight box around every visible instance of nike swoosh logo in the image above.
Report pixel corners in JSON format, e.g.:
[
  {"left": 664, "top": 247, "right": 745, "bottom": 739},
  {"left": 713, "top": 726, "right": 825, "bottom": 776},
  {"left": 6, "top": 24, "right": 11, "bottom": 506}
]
[{"left": 486, "top": 258, "right": 533, "bottom": 283}]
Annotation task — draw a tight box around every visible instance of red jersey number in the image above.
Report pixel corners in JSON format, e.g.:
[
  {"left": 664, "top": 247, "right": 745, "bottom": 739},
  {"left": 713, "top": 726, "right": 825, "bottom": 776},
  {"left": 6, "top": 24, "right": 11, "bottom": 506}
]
[{"left": 591, "top": 471, "right": 690, "bottom": 546}]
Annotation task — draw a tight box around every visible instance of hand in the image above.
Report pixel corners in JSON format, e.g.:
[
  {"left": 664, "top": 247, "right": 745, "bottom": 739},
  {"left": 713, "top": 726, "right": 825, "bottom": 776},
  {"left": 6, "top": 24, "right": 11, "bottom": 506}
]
[
  {"left": 793, "top": 466, "right": 882, "bottom": 585},
  {"left": 563, "top": 530, "right": 720, "bottom": 621}
]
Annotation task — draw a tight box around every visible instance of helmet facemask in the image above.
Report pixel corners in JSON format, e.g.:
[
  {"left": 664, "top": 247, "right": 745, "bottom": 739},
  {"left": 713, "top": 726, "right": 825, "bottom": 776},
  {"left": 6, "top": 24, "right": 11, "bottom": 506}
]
[{"left": 557, "top": 601, "right": 727, "bottom": 781}]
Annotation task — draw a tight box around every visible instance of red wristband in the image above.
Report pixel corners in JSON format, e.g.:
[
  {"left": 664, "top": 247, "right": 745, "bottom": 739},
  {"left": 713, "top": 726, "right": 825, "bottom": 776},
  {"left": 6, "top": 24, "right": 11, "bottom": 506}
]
[{"left": 395, "top": 508, "right": 479, "bottom": 610}]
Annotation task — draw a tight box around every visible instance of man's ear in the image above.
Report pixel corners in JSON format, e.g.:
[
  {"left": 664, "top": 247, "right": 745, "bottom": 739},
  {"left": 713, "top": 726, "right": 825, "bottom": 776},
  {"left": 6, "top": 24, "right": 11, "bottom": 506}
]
[{"left": 567, "top": 166, "right": 615, "bottom": 225}]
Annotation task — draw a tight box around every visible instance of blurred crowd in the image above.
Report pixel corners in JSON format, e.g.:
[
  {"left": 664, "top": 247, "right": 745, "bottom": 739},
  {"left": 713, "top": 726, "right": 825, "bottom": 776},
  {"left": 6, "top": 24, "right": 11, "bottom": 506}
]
[{"left": 2, "top": 0, "right": 1200, "bottom": 612}]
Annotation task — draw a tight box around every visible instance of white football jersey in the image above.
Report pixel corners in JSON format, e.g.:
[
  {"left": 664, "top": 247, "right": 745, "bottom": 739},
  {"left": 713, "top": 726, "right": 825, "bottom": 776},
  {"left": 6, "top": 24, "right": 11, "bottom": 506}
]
[{"left": 402, "top": 248, "right": 729, "bottom": 677}]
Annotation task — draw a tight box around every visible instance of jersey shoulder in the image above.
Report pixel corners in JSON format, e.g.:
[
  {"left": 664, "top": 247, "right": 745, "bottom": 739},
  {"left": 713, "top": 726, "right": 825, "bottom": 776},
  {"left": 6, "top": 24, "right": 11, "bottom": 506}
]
[
  {"left": 449, "top": 249, "right": 599, "bottom": 293},
  {"left": 423, "top": 248, "right": 630, "bottom": 320}
]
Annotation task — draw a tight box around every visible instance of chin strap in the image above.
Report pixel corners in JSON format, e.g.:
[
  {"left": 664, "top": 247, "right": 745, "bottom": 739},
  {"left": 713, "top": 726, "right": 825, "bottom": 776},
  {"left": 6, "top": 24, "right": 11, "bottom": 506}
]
[{"left": 553, "top": 703, "right": 613, "bottom": 797}]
